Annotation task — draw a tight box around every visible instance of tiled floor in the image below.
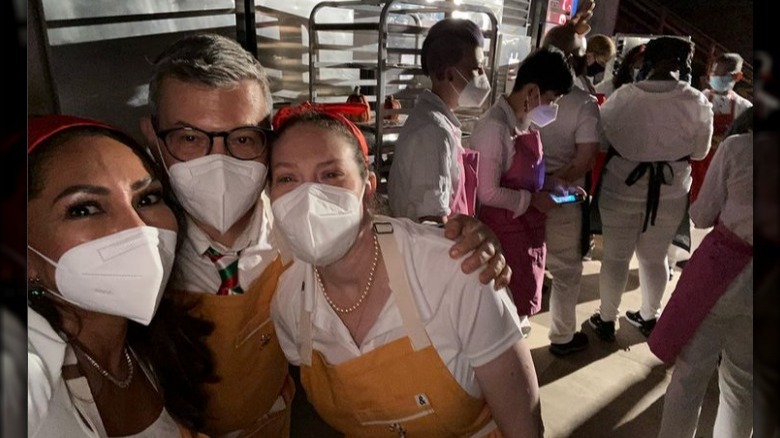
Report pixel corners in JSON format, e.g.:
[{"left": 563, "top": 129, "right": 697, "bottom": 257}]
[
  {"left": 526, "top": 227, "right": 720, "bottom": 438},
  {"left": 289, "top": 226, "right": 722, "bottom": 438}
]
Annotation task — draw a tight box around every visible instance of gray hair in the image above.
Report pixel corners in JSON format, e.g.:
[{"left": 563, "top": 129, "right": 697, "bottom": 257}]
[
  {"left": 147, "top": 33, "right": 272, "bottom": 119},
  {"left": 715, "top": 53, "right": 744, "bottom": 74}
]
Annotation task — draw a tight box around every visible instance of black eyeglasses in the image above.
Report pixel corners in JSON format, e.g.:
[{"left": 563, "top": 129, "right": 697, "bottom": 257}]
[{"left": 155, "top": 125, "right": 272, "bottom": 161}]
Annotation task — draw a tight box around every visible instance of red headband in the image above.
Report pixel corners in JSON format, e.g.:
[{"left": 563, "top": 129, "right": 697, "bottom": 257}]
[
  {"left": 28, "top": 114, "right": 121, "bottom": 154},
  {"left": 272, "top": 102, "right": 370, "bottom": 161}
]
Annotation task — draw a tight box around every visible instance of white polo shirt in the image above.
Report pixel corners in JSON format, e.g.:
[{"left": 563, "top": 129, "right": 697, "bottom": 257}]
[
  {"left": 271, "top": 216, "right": 523, "bottom": 398},
  {"left": 535, "top": 86, "right": 601, "bottom": 181}
]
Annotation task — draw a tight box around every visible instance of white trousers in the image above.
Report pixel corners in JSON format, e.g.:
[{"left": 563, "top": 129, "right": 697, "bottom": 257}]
[
  {"left": 597, "top": 192, "right": 687, "bottom": 322},
  {"left": 545, "top": 203, "right": 584, "bottom": 344},
  {"left": 658, "top": 260, "right": 753, "bottom": 438}
]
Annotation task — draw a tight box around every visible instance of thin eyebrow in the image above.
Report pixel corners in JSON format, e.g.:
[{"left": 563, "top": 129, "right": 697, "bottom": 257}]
[
  {"left": 315, "top": 159, "right": 343, "bottom": 169},
  {"left": 52, "top": 177, "right": 156, "bottom": 206},
  {"left": 52, "top": 185, "right": 110, "bottom": 205},
  {"left": 272, "top": 159, "right": 343, "bottom": 171},
  {"left": 131, "top": 176, "right": 154, "bottom": 191},
  {"left": 272, "top": 161, "right": 297, "bottom": 171}
]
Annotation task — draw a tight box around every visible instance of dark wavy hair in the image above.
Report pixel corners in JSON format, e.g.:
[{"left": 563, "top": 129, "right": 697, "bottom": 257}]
[{"left": 27, "top": 126, "right": 216, "bottom": 431}]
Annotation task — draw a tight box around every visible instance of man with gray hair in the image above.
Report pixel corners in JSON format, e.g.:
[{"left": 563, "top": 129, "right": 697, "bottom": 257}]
[
  {"left": 691, "top": 52, "right": 753, "bottom": 202},
  {"left": 140, "top": 32, "right": 511, "bottom": 437}
]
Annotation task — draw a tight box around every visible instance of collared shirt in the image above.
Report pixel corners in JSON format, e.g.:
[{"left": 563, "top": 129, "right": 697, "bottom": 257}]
[
  {"left": 703, "top": 89, "right": 753, "bottom": 118},
  {"left": 272, "top": 216, "right": 523, "bottom": 398},
  {"left": 690, "top": 132, "right": 753, "bottom": 245},
  {"left": 470, "top": 96, "right": 531, "bottom": 217},
  {"left": 171, "top": 191, "right": 280, "bottom": 293},
  {"left": 600, "top": 80, "right": 714, "bottom": 201},
  {"left": 388, "top": 90, "right": 464, "bottom": 220},
  {"left": 536, "top": 86, "right": 601, "bottom": 178}
]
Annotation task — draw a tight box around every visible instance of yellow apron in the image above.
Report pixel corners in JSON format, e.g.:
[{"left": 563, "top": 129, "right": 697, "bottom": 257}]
[
  {"left": 299, "top": 223, "right": 500, "bottom": 438},
  {"left": 184, "top": 256, "right": 294, "bottom": 437}
]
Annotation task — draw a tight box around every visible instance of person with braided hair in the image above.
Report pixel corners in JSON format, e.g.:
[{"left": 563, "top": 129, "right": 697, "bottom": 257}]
[{"left": 588, "top": 36, "right": 714, "bottom": 341}]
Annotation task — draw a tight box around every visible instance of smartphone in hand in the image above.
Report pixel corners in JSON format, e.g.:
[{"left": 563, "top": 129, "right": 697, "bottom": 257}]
[{"left": 550, "top": 192, "right": 586, "bottom": 205}]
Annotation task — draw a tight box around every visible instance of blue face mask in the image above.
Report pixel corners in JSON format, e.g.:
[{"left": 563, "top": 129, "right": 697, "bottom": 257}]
[{"left": 709, "top": 75, "right": 734, "bottom": 93}]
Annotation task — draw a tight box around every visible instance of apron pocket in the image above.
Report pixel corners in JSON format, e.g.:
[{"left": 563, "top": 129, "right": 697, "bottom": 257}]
[{"left": 355, "top": 396, "right": 436, "bottom": 427}]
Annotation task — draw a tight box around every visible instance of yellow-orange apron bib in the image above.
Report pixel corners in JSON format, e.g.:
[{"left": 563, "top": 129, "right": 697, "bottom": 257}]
[
  {"left": 300, "top": 222, "right": 500, "bottom": 437},
  {"left": 184, "top": 256, "right": 294, "bottom": 437}
]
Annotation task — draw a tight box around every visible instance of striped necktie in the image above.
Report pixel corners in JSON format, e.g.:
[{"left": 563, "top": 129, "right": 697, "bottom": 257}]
[{"left": 204, "top": 247, "right": 244, "bottom": 296}]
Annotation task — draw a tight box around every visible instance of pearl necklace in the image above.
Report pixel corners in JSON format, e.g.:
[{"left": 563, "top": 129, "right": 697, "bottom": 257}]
[
  {"left": 74, "top": 345, "right": 134, "bottom": 389},
  {"left": 315, "top": 233, "right": 380, "bottom": 314}
]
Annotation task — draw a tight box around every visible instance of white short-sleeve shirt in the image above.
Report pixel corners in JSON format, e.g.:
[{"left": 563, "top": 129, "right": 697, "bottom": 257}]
[
  {"left": 271, "top": 216, "right": 523, "bottom": 398},
  {"left": 536, "top": 86, "right": 601, "bottom": 176},
  {"left": 703, "top": 89, "right": 753, "bottom": 118}
]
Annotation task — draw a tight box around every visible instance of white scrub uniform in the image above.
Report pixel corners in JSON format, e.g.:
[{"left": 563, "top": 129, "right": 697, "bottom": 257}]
[
  {"left": 598, "top": 80, "right": 713, "bottom": 323},
  {"left": 658, "top": 133, "right": 754, "bottom": 438}
]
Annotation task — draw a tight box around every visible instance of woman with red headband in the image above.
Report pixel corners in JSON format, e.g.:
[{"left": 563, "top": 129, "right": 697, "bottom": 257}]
[
  {"left": 269, "top": 107, "right": 543, "bottom": 437},
  {"left": 26, "top": 115, "right": 214, "bottom": 437}
]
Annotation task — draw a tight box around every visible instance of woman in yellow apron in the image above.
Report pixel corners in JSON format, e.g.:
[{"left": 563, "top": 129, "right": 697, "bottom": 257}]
[
  {"left": 267, "top": 107, "right": 543, "bottom": 437},
  {"left": 27, "top": 115, "right": 214, "bottom": 437}
]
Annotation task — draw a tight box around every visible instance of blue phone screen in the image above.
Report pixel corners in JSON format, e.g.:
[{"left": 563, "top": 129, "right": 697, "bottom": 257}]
[{"left": 551, "top": 194, "right": 578, "bottom": 204}]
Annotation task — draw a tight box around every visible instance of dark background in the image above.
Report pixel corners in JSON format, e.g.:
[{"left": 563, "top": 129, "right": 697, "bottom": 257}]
[{"left": 653, "top": 0, "right": 753, "bottom": 63}]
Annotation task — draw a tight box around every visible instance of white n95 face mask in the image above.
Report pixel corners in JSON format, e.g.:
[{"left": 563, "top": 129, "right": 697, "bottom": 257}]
[
  {"left": 453, "top": 70, "right": 492, "bottom": 108},
  {"left": 271, "top": 183, "right": 363, "bottom": 267},
  {"left": 27, "top": 226, "right": 177, "bottom": 326},
  {"left": 167, "top": 154, "right": 267, "bottom": 234},
  {"left": 528, "top": 102, "right": 559, "bottom": 128}
]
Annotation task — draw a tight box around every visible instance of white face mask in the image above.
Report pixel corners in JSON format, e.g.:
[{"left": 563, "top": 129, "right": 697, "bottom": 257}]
[
  {"left": 271, "top": 183, "right": 363, "bottom": 266},
  {"left": 167, "top": 154, "right": 267, "bottom": 234},
  {"left": 28, "top": 226, "right": 177, "bottom": 326},
  {"left": 452, "top": 69, "right": 492, "bottom": 108},
  {"left": 528, "top": 96, "right": 559, "bottom": 128}
]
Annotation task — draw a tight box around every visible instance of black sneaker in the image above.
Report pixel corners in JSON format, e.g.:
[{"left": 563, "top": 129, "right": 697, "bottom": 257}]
[
  {"left": 588, "top": 313, "right": 616, "bottom": 342},
  {"left": 549, "top": 332, "right": 589, "bottom": 356},
  {"left": 625, "top": 310, "right": 656, "bottom": 337}
]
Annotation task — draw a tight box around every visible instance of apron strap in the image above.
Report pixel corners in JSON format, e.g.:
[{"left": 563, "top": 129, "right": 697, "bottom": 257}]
[
  {"left": 62, "top": 347, "right": 108, "bottom": 437},
  {"left": 299, "top": 221, "right": 432, "bottom": 366},
  {"left": 373, "top": 222, "right": 431, "bottom": 351},
  {"left": 300, "top": 277, "right": 314, "bottom": 366}
]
